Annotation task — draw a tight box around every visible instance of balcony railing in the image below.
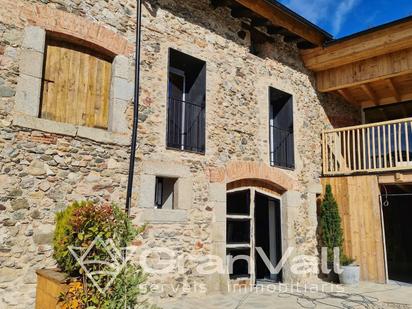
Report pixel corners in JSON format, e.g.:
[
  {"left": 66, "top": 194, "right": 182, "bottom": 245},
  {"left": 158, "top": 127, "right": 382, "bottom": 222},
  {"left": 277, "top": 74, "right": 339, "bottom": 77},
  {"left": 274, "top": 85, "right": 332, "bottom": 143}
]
[
  {"left": 167, "top": 97, "right": 205, "bottom": 153},
  {"left": 270, "top": 125, "right": 294, "bottom": 169},
  {"left": 322, "top": 117, "right": 412, "bottom": 176}
]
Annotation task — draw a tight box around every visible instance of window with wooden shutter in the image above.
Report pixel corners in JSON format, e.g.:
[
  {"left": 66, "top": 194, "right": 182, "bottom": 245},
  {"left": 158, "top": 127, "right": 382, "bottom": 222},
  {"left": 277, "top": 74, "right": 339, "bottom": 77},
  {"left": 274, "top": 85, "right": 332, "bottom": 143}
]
[
  {"left": 269, "top": 87, "right": 294, "bottom": 169},
  {"left": 40, "top": 39, "right": 112, "bottom": 129}
]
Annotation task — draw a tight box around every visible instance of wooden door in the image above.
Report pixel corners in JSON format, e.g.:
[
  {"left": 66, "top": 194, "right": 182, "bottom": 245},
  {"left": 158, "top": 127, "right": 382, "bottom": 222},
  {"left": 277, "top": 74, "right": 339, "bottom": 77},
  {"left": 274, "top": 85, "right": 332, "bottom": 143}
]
[{"left": 40, "top": 39, "right": 112, "bottom": 129}]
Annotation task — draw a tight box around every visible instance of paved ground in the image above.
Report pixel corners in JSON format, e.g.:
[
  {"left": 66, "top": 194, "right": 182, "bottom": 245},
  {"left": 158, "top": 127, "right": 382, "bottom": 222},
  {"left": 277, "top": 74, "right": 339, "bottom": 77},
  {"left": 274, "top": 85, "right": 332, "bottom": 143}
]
[{"left": 158, "top": 282, "right": 412, "bottom": 309}]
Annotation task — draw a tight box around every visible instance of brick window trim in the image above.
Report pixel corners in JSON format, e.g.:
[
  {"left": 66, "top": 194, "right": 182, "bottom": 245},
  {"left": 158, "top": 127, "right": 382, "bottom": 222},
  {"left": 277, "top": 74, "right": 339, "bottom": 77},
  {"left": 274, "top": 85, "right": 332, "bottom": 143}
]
[{"left": 13, "top": 26, "right": 134, "bottom": 146}]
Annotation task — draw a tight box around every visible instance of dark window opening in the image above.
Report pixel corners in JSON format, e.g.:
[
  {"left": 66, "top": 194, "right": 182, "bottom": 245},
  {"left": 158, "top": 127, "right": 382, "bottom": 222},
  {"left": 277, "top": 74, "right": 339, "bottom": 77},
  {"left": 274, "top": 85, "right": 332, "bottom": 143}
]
[
  {"left": 227, "top": 248, "right": 250, "bottom": 279},
  {"left": 154, "top": 177, "right": 177, "bottom": 209},
  {"left": 227, "top": 190, "right": 250, "bottom": 215},
  {"left": 269, "top": 87, "right": 294, "bottom": 169},
  {"left": 227, "top": 219, "right": 250, "bottom": 244},
  {"left": 167, "top": 49, "right": 206, "bottom": 153}
]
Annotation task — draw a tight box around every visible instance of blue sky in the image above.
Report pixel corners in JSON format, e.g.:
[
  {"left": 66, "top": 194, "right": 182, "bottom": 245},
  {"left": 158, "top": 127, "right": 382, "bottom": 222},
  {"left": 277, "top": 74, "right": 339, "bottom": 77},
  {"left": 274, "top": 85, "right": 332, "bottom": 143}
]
[{"left": 278, "top": 0, "right": 412, "bottom": 38}]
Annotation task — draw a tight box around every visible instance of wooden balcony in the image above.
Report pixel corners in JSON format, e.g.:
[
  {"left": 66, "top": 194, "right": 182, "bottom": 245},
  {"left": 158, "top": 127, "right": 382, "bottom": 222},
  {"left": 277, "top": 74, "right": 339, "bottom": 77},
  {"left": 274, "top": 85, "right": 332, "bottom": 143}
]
[{"left": 322, "top": 118, "right": 412, "bottom": 176}]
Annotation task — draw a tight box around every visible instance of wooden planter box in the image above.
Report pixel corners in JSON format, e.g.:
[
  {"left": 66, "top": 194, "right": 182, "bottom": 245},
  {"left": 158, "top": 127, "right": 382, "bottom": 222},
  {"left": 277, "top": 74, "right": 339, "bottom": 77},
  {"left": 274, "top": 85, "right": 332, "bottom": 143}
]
[{"left": 35, "top": 269, "right": 68, "bottom": 309}]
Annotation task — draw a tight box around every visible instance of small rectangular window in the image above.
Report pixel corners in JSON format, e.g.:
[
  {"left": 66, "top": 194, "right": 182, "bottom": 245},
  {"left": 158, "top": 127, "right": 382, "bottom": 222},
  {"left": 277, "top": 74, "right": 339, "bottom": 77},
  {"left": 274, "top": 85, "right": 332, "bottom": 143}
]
[
  {"left": 167, "top": 49, "right": 206, "bottom": 153},
  {"left": 269, "top": 87, "right": 294, "bottom": 169},
  {"left": 40, "top": 38, "right": 113, "bottom": 129},
  {"left": 154, "top": 177, "right": 177, "bottom": 209}
]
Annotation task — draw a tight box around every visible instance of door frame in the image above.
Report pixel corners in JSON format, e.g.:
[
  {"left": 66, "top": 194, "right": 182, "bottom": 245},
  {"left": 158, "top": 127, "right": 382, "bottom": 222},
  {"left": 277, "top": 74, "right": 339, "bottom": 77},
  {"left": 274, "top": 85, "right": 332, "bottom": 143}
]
[
  {"left": 226, "top": 187, "right": 283, "bottom": 285},
  {"left": 379, "top": 193, "right": 389, "bottom": 283}
]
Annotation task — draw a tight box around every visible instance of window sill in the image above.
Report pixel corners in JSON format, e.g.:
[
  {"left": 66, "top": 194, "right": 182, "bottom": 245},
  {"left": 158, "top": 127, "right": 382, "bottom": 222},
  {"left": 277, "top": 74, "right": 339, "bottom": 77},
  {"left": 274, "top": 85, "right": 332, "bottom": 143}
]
[
  {"left": 135, "top": 208, "right": 188, "bottom": 224},
  {"left": 13, "top": 114, "right": 130, "bottom": 146},
  {"left": 166, "top": 146, "right": 206, "bottom": 156},
  {"left": 270, "top": 163, "right": 295, "bottom": 171}
]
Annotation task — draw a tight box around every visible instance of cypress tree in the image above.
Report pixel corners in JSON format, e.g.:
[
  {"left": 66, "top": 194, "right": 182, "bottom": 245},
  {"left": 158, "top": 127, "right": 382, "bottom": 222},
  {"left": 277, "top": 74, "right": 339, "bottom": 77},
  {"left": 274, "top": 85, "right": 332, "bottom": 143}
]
[{"left": 320, "top": 184, "right": 344, "bottom": 262}]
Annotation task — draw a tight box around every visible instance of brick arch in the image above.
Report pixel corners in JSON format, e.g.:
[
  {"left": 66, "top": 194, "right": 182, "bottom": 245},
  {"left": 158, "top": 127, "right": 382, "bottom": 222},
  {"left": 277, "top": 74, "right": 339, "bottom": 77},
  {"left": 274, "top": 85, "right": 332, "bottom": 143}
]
[
  {"left": 24, "top": 4, "right": 133, "bottom": 56},
  {"left": 227, "top": 179, "right": 287, "bottom": 195},
  {"left": 208, "top": 161, "right": 297, "bottom": 192}
]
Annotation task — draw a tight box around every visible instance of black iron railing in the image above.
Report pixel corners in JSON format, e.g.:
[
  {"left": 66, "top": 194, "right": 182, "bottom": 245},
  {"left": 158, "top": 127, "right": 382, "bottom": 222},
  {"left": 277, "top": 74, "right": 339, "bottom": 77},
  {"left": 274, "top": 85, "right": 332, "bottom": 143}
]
[
  {"left": 167, "top": 97, "right": 205, "bottom": 153},
  {"left": 270, "top": 125, "right": 294, "bottom": 169}
]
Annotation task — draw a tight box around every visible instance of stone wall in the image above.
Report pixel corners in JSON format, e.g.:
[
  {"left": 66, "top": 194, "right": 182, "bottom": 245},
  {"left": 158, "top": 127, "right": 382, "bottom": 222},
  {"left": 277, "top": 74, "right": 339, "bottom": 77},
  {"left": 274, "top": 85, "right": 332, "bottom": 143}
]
[
  {"left": 0, "top": 0, "right": 136, "bottom": 307},
  {"left": 0, "top": 130, "right": 131, "bottom": 307},
  {"left": 0, "top": 0, "right": 361, "bottom": 307},
  {"left": 132, "top": 0, "right": 360, "bottom": 296}
]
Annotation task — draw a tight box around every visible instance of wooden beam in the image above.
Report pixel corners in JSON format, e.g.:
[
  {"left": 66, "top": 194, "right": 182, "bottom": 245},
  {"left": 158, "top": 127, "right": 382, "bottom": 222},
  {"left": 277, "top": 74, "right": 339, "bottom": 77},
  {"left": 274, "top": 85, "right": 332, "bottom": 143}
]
[
  {"left": 266, "top": 25, "right": 285, "bottom": 35},
  {"left": 251, "top": 17, "right": 269, "bottom": 27},
  {"left": 210, "top": 0, "right": 233, "bottom": 8},
  {"left": 358, "top": 90, "right": 412, "bottom": 108},
  {"left": 379, "top": 172, "right": 412, "bottom": 184},
  {"left": 241, "top": 22, "right": 274, "bottom": 44},
  {"left": 301, "top": 18, "right": 412, "bottom": 71},
  {"left": 297, "top": 41, "right": 317, "bottom": 50},
  {"left": 337, "top": 89, "right": 358, "bottom": 105},
  {"left": 386, "top": 78, "right": 401, "bottom": 101},
  {"left": 283, "top": 35, "right": 303, "bottom": 43},
  {"left": 361, "top": 84, "right": 379, "bottom": 105},
  {"left": 316, "top": 48, "right": 412, "bottom": 92},
  {"left": 233, "top": 0, "right": 327, "bottom": 45},
  {"left": 231, "top": 7, "right": 252, "bottom": 18}
]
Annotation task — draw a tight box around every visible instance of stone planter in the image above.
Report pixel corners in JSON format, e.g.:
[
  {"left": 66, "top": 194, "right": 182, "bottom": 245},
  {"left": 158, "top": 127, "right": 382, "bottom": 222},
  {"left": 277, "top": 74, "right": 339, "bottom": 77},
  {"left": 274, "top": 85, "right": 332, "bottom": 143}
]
[
  {"left": 338, "top": 265, "right": 360, "bottom": 285},
  {"left": 35, "top": 269, "right": 68, "bottom": 309}
]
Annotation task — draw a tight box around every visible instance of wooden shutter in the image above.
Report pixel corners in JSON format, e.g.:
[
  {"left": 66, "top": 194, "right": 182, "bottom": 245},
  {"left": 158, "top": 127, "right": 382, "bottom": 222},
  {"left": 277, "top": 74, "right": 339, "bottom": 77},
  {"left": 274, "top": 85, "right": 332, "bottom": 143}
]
[
  {"left": 40, "top": 39, "right": 112, "bottom": 129},
  {"left": 185, "top": 65, "right": 206, "bottom": 153},
  {"left": 270, "top": 89, "right": 294, "bottom": 169}
]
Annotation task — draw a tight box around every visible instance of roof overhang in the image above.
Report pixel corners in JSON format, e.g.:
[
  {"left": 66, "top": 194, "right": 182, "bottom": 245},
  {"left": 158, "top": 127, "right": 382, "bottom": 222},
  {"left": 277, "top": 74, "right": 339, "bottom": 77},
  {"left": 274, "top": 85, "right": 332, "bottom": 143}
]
[
  {"left": 301, "top": 16, "right": 412, "bottom": 108},
  {"left": 211, "top": 0, "right": 332, "bottom": 50}
]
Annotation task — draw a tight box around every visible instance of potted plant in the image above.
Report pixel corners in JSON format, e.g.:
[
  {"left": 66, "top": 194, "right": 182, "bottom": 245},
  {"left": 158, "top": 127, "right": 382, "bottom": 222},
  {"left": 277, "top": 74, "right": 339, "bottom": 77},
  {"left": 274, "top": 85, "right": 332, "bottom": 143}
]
[
  {"left": 36, "top": 201, "right": 150, "bottom": 309},
  {"left": 339, "top": 255, "right": 360, "bottom": 285},
  {"left": 320, "top": 185, "right": 361, "bottom": 285}
]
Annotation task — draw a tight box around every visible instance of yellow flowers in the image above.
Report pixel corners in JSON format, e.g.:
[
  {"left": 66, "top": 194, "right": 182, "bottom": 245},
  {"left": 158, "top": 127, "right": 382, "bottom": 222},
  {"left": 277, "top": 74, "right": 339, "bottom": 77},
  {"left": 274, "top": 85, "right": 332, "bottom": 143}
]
[{"left": 59, "top": 280, "right": 85, "bottom": 309}]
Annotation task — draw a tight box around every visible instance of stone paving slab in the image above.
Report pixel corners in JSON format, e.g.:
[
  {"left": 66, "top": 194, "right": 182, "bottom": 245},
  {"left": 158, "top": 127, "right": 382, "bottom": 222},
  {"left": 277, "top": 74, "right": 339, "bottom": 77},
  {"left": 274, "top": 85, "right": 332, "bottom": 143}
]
[{"left": 158, "top": 282, "right": 412, "bottom": 309}]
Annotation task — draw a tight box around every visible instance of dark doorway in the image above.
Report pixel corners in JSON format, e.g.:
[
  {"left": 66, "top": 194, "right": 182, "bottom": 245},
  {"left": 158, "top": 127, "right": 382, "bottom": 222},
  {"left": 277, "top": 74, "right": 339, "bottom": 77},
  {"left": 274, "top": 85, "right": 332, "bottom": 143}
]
[
  {"left": 381, "top": 185, "right": 412, "bottom": 284},
  {"left": 255, "top": 192, "right": 282, "bottom": 282}
]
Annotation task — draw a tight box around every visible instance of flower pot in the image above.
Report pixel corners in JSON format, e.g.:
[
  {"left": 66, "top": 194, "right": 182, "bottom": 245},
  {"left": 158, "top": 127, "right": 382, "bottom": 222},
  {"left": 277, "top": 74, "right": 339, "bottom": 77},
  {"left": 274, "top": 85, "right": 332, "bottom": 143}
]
[
  {"left": 339, "top": 265, "right": 360, "bottom": 285},
  {"left": 35, "top": 269, "right": 68, "bottom": 309}
]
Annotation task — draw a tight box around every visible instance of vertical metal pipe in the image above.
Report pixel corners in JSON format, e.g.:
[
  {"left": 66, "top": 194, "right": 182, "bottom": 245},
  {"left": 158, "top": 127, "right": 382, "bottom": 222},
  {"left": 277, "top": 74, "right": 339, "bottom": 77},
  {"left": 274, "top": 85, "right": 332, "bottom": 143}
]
[{"left": 126, "top": 0, "right": 143, "bottom": 216}]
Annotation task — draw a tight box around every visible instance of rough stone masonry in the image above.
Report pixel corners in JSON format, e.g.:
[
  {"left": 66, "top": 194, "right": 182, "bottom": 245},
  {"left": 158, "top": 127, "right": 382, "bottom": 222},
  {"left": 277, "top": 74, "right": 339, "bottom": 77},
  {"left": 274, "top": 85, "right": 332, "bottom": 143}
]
[{"left": 0, "top": 0, "right": 361, "bottom": 307}]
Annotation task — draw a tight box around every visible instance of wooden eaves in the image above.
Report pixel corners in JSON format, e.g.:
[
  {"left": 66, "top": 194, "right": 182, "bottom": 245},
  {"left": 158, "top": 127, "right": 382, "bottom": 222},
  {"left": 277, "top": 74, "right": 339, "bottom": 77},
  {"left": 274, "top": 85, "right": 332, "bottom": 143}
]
[
  {"left": 211, "top": 0, "right": 332, "bottom": 49},
  {"left": 301, "top": 16, "right": 412, "bottom": 107}
]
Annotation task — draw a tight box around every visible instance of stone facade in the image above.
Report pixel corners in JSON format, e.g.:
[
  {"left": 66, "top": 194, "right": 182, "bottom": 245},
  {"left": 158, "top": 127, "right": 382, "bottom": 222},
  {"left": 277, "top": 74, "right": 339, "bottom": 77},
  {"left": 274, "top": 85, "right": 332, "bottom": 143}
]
[{"left": 0, "top": 0, "right": 361, "bottom": 307}]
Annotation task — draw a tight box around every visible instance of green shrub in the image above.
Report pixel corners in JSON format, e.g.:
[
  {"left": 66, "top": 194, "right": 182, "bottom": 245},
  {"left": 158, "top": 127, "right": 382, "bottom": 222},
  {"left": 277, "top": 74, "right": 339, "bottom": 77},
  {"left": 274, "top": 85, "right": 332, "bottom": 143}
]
[
  {"left": 340, "top": 254, "right": 355, "bottom": 266},
  {"left": 54, "top": 201, "right": 147, "bottom": 308},
  {"left": 320, "top": 185, "right": 344, "bottom": 263}
]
